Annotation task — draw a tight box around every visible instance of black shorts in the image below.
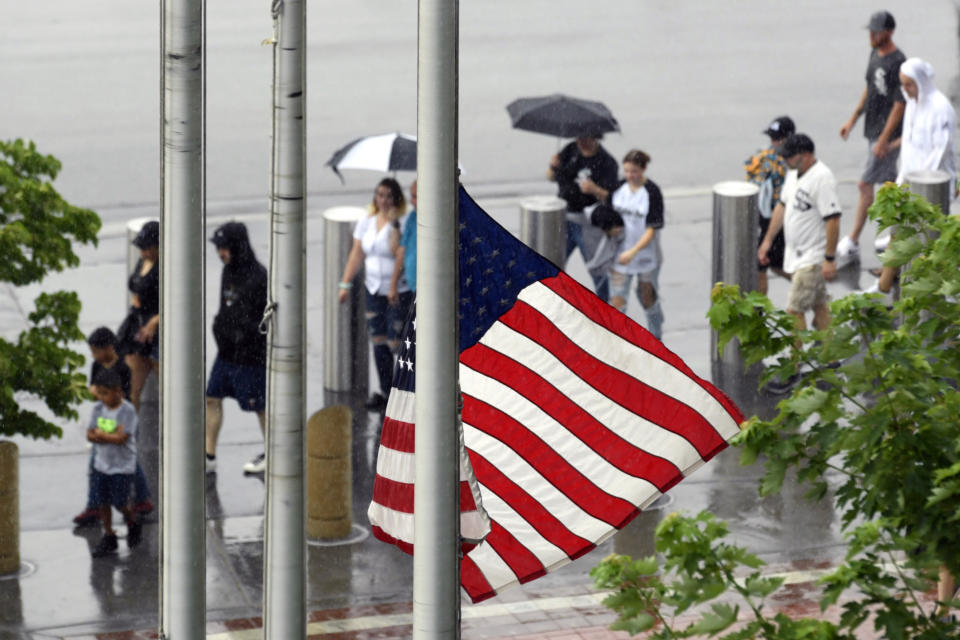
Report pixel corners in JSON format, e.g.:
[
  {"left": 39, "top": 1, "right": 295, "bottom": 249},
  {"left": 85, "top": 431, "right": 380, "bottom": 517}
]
[
  {"left": 117, "top": 309, "right": 156, "bottom": 358},
  {"left": 91, "top": 469, "right": 133, "bottom": 510},
  {"left": 205, "top": 356, "right": 266, "bottom": 412},
  {"left": 758, "top": 216, "right": 785, "bottom": 272}
]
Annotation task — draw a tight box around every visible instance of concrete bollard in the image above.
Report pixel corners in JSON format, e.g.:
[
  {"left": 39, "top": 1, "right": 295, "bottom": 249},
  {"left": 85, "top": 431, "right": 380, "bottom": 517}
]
[
  {"left": 711, "top": 181, "right": 761, "bottom": 413},
  {"left": 323, "top": 207, "right": 369, "bottom": 393},
  {"left": 126, "top": 217, "right": 158, "bottom": 310},
  {"left": 519, "top": 196, "right": 567, "bottom": 267},
  {"left": 306, "top": 405, "right": 353, "bottom": 541},
  {"left": 905, "top": 169, "right": 952, "bottom": 215},
  {"left": 0, "top": 441, "right": 19, "bottom": 575}
]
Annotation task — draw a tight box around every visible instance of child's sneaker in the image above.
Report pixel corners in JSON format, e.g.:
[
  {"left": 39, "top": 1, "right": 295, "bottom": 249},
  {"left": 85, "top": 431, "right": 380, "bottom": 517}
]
[
  {"left": 126, "top": 518, "right": 142, "bottom": 549},
  {"left": 835, "top": 236, "right": 860, "bottom": 269},
  {"left": 92, "top": 533, "right": 118, "bottom": 558},
  {"left": 72, "top": 507, "right": 100, "bottom": 527}
]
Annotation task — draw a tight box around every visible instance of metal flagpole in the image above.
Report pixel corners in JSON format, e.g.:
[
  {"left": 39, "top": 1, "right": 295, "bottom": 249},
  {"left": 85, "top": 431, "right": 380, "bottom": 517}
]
[
  {"left": 263, "top": 0, "right": 307, "bottom": 638},
  {"left": 159, "top": 0, "right": 206, "bottom": 636},
  {"left": 414, "top": 0, "right": 461, "bottom": 637}
]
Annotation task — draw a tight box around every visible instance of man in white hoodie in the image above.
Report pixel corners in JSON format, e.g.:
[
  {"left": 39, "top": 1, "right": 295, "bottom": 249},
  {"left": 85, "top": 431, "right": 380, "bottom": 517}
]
[
  {"left": 871, "top": 57, "right": 956, "bottom": 296},
  {"left": 895, "top": 58, "right": 956, "bottom": 185}
]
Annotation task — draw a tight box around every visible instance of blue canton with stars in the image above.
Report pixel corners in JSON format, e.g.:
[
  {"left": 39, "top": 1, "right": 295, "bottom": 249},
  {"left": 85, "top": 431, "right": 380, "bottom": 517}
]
[
  {"left": 390, "top": 188, "right": 560, "bottom": 394},
  {"left": 457, "top": 187, "right": 559, "bottom": 353}
]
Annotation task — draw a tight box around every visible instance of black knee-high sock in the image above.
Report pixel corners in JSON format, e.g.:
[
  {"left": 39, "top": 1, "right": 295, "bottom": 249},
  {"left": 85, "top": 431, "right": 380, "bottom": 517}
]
[{"left": 373, "top": 344, "right": 394, "bottom": 396}]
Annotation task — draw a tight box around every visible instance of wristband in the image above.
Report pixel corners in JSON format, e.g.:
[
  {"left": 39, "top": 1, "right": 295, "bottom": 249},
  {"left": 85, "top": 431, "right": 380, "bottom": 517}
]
[
  {"left": 338, "top": 281, "right": 353, "bottom": 290},
  {"left": 824, "top": 255, "right": 835, "bottom": 262}
]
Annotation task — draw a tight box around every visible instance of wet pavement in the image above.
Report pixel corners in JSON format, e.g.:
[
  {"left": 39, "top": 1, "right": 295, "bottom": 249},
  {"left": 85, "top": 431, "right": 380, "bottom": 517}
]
[
  {"left": 6, "top": 181, "right": 953, "bottom": 639},
  {"left": 3, "top": 0, "right": 960, "bottom": 637}
]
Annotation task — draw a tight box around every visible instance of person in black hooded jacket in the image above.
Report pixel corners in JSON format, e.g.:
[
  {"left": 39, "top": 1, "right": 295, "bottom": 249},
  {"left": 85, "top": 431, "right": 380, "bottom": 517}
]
[{"left": 204, "top": 222, "right": 269, "bottom": 475}]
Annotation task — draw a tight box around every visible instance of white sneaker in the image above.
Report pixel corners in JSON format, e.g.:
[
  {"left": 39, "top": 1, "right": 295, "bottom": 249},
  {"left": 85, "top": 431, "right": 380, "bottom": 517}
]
[
  {"left": 874, "top": 229, "right": 892, "bottom": 254},
  {"left": 243, "top": 452, "right": 266, "bottom": 474},
  {"left": 863, "top": 280, "right": 894, "bottom": 307},
  {"left": 205, "top": 456, "right": 217, "bottom": 474},
  {"left": 835, "top": 236, "right": 860, "bottom": 269}
]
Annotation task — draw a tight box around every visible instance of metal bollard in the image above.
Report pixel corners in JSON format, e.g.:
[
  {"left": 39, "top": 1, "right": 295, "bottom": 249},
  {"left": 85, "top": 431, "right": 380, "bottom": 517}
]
[
  {"left": 126, "top": 217, "right": 158, "bottom": 309},
  {"left": 519, "top": 196, "right": 567, "bottom": 267},
  {"left": 711, "top": 182, "right": 761, "bottom": 412},
  {"left": 323, "top": 207, "right": 369, "bottom": 393},
  {"left": 0, "top": 441, "right": 19, "bottom": 575},
  {"left": 613, "top": 494, "right": 673, "bottom": 559},
  {"left": 905, "top": 169, "right": 952, "bottom": 215},
  {"left": 306, "top": 405, "right": 352, "bottom": 540}
]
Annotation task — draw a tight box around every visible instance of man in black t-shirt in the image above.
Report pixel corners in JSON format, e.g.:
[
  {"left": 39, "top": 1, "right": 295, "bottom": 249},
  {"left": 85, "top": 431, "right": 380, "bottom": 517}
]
[
  {"left": 548, "top": 135, "right": 619, "bottom": 301},
  {"left": 837, "top": 10, "right": 906, "bottom": 268}
]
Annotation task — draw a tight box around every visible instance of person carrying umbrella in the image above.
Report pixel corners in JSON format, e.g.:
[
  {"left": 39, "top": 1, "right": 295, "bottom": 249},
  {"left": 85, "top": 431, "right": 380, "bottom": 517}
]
[{"left": 547, "top": 134, "right": 620, "bottom": 301}]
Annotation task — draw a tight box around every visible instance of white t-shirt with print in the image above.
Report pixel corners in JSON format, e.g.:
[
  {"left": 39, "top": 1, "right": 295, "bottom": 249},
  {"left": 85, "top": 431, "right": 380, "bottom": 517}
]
[
  {"left": 353, "top": 213, "right": 410, "bottom": 295},
  {"left": 780, "top": 161, "right": 841, "bottom": 273},
  {"left": 610, "top": 182, "right": 661, "bottom": 274}
]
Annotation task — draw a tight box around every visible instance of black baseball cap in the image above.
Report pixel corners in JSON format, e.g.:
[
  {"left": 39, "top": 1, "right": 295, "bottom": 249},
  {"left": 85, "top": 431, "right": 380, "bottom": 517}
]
[
  {"left": 132, "top": 220, "right": 159, "bottom": 249},
  {"left": 763, "top": 116, "right": 796, "bottom": 140},
  {"left": 866, "top": 11, "right": 895, "bottom": 32},
  {"left": 781, "top": 133, "right": 815, "bottom": 158}
]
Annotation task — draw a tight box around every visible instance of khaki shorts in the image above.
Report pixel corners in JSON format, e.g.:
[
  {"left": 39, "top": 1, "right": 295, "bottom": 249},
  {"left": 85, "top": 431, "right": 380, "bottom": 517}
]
[{"left": 786, "top": 264, "right": 829, "bottom": 314}]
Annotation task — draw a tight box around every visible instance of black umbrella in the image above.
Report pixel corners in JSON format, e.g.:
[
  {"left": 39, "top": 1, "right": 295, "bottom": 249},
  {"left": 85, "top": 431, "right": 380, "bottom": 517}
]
[
  {"left": 326, "top": 132, "right": 417, "bottom": 182},
  {"left": 506, "top": 93, "right": 620, "bottom": 138}
]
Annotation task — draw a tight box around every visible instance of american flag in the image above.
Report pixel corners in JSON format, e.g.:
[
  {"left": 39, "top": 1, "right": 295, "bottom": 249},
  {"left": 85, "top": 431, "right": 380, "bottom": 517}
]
[{"left": 368, "top": 187, "right": 744, "bottom": 603}]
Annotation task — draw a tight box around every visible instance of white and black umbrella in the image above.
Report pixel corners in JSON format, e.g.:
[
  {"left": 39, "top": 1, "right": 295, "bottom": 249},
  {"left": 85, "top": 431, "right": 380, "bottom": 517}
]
[{"left": 326, "top": 132, "right": 417, "bottom": 181}]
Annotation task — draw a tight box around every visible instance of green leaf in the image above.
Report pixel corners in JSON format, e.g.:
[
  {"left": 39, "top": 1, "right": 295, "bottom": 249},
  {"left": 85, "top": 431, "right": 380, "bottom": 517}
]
[
  {"left": 610, "top": 612, "right": 655, "bottom": 634},
  {"left": 686, "top": 603, "right": 738, "bottom": 634},
  {"left": 631, "top": 555, "right": 659, "bottom": 577},
  {"left": 744, "top": 575, "right": 784, "bottom": 598},
  {"left": 782, "top": 386, "right": 830, "bottom": 417}
]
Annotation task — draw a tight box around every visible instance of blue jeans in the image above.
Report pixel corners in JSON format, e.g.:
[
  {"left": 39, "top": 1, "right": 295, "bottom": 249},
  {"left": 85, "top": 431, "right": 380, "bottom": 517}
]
[
  {"left": 609, "top": 268, "right": 664, "bottom": 340},
  {"left": 566, "top": 219, "right": 609, "bottom": 302}
]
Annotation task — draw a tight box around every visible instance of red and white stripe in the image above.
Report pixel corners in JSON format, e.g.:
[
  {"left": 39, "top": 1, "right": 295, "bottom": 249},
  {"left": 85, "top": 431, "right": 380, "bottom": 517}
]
[
  {"left": 458, "top": 273, "right": 742, "bottom": 602},
  {"left": 369, "top": 385, "right": 491, "bottom": 554}
]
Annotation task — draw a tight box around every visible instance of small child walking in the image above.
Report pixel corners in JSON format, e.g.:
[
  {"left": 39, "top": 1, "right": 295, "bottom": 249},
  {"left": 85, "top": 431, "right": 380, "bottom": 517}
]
[
  {"left": 74, "top": 327, "right": 153, "bottom": 527},
  {"left": 87, "top": 367, "right": 142, "bottom": 557}
]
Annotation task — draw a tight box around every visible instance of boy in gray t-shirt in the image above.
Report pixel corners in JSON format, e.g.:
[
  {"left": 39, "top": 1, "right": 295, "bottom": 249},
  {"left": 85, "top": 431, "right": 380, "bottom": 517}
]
[{"left": 87, "top": 368, "right": 142, "bottom": 557}]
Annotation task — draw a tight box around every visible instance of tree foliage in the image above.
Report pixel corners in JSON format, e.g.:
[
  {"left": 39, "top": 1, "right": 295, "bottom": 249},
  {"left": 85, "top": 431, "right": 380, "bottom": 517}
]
[
  {"left": 0, "top": 139, "right": 100, "bottom": 439},
  {"left": 594, "top": 184, "right": 960, "bottom": 637}
]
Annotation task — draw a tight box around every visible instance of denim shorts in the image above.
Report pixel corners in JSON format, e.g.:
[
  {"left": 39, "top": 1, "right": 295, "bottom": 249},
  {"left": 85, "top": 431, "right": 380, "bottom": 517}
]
[
  {"left": 90, "top": 469, "right": 133, "bottom": 510},
  {"left": 365, "top": 290, "right": 414, "bottom": 342},
  {"left": 205, "top": 356, "right": 266, "bottom": 412}
]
